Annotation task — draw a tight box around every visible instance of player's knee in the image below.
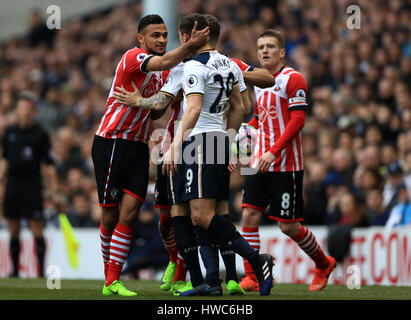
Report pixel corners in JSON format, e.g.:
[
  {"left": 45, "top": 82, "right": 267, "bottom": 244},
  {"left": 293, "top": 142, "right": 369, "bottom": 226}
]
[
  {"left": 278, "top": 221, "right": 300, "bottom": 237},
  {"left": 101, "top": 207, "right": 119, "bottom": 229},
  {"left": 159, "top": 208, "right": 171, "bottom": 217},
  {"left": 242, "top": 207, "right": 261, "bottom": 227},
  {"left": 190, "top": 212, "right": 203, "bottom": 227}
]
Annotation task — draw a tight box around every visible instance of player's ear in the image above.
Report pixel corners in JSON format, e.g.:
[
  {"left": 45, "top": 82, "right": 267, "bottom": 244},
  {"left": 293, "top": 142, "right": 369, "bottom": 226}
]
[
  {"left": 280, "top": 48, "right": 286, "bottom": 59},
  {"left": 183, "top": 33, "right": 190, "bottom": 43},
  {"left": 137, "top": 33, "right": 144, "bottom": 46}
]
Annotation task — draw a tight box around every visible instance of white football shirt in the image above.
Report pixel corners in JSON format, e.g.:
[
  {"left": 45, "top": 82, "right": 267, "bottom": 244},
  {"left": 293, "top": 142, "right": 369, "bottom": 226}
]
[{"left": 182, "top": 50, "right": 243, "bottom": 138}]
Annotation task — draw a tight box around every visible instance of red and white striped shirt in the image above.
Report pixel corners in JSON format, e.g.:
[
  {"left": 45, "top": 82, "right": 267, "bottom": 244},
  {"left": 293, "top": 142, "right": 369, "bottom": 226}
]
[
  {"left": 231, "top": 58, "right": 254, "bottom": 72},
  {"left": 96, "top": 47, "right": 169, "bottom": 143},
  {"left": 250, "top": 66, "right": 307, "bottom": 172}
]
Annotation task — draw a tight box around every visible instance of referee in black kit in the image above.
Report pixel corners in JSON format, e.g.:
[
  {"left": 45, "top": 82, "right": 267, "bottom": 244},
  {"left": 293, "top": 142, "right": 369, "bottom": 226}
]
[{"left": 0, "top": 93, "right": 58, "bottom": 277}]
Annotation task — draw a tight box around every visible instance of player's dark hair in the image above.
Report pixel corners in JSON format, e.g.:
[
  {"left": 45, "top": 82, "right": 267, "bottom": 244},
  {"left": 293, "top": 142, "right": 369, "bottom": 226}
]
[
  {"left": 138, "top": 14, "right": 165, "bottom": 33},
  {"left": 258, "top": 29, "right": 285, "bottom": 48},
  {"left": 202, "top": 14, "right": 220, "bottom": 45},
  {"left": 178, "top": 13, "right": 209, "bottom": 37}
]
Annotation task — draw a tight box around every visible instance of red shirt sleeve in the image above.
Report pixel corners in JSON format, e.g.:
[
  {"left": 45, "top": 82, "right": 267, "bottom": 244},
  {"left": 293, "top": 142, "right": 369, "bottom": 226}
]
[
  {"left": 269, "top": 110, "right": 305, "bottom": 156},
  {"left": 286, "top": 73, "right": 308, "bottom": 111},
  {"left": 125, "top": 48, "right": 154, "bottom": 74},
  {"left": 231, "top": 58, "right": 254, "bottom": 72}
]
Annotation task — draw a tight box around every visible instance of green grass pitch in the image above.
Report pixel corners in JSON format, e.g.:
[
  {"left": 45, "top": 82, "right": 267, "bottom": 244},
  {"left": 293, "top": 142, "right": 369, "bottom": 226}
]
[{"left": 0, "top": 278, "right": 410, "bottom": 300}]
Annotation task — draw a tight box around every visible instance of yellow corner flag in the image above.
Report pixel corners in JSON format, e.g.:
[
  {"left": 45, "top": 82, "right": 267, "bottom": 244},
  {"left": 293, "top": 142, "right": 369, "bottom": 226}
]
[{"left": 58, "top": 213, "right": 80, "bottom": 269}]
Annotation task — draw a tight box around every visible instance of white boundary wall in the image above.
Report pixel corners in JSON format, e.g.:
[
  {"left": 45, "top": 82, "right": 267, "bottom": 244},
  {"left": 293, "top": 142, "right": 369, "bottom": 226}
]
[{"left": 0, "top": 226, "right": 410, "bottom": 286}]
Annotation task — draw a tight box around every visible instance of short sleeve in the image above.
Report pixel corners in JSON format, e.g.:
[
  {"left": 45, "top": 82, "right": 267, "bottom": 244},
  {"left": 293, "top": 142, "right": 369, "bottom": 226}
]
[
  {"left": 286, "top": 73, "right": 308, "bottom": 111},
  {"left": 1, "top": 127, "right": 8, "bottom": 158},
  {"left": 125, "top": 49, "right": 154, "bottom": 74},
  {"left": 231, "top": 58, "right": 254, "bottom": 72},
  {"left": 159, "top": 63, "right": 184, "bottom": 99},
  {"left": 233, "top": 63, "right": 247, "bottom": 93},
  {"left": 40, "top": 130, "right": 54, "bottom": 165},
  {"left": 182, "top": 62, "right": 206, "bottom": 97}
]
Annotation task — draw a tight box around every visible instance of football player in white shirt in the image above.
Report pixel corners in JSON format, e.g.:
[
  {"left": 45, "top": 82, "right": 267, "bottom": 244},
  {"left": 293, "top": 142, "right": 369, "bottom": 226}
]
[{"left": 161, "top": 13, "right": 274, "bottom": 297}]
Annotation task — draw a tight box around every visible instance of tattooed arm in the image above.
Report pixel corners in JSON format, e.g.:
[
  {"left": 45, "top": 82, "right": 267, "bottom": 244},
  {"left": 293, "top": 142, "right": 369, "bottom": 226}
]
[
  {"left": 137, "top": 92, "right": 173, "bottom": 111},
  {"left": 113, "top": 82, "right": 173, "bottom": 111}
]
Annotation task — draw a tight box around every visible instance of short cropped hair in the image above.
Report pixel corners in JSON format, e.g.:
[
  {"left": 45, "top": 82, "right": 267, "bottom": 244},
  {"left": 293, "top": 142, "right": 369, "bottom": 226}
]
[
  {"left": 257, "top": 29, "right": 285, "bottom": 48},
  {"left": 178, "top": 13, "right": 209, "bottom": 37},
  {"left": 138, "top": 14, "right": 165, "bottom": 33},
  {"left": 202, "top": 14, "right": 220, "bottom": 45}
]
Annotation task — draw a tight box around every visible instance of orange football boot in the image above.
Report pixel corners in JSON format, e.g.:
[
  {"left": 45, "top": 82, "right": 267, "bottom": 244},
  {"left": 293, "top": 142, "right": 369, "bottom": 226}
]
[
  {"left": 309, "top": 256, "right": 336, "bottom": 291},
  {"left": 239, "top": 275, "right": 260, "bottom": 292}
]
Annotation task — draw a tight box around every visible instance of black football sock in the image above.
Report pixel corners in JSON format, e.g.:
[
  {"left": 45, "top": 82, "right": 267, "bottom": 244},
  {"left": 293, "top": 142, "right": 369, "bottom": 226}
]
[
  {"left": 196, "top": 226, "right": 220, "bottom": 287},
  {"left": 10, "top": 238, "right": 20, "bottom": 277},
  {"left": 173, "top": 216, "right": 204, "bottom": 287},
  {"left": 207, "top": 214, "right": 261, "bottom": 275},
  {"left": 35, "top": 237, "right": 46, "bottom": 278},
  {"left": 220, "top": 214, "right": 238, "bottom": 283}
]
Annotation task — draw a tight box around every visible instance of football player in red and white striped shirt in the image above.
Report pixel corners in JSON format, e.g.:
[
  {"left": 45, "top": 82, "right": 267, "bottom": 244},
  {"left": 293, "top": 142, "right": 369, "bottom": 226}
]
[
  {"left": 92, "top": 14, "right": 209, "bottom": 296},
  {"left": 238, "top": 29, "right": 336, "bottom": 292}
]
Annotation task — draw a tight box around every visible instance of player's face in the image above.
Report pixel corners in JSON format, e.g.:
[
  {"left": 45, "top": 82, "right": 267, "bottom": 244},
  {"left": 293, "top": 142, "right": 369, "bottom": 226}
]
[
  {"left": 16, "top": 100, "right": 36, "bottom": 127},
  {"left": 257, "top": 36, "right": 285, "bottom": 70},
  {"left": 138, "top": 24, "right": 168, "bottom": 56}
]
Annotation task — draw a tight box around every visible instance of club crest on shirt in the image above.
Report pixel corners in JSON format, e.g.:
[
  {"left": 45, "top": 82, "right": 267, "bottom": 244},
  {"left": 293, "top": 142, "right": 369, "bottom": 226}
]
[
  {"left": 22, "top": 146, "right": 33, "bottom": 161},
  {"left": 109, "top": 187, "right": 119, "bottom": 200},
  {"left": 274, "top": 79, "right": 282, "bottom": 91}
]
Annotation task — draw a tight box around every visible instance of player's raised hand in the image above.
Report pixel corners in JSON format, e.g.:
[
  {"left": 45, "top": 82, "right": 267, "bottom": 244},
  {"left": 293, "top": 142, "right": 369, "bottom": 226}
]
[
  {"left": 257, "top": 151, "right": 276, "bottom": 173},
  {"left": 187, "top": 20, "right": 210, "bottom": 48},
  {"left": 113, "top": 82, "right": 141, "bottom": 107}
]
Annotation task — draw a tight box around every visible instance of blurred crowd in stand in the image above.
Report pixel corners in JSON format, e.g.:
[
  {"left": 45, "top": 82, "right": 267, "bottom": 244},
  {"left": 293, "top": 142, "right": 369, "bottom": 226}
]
[{"left": 0, "top": 0, "right": 410, "bottom": 236}]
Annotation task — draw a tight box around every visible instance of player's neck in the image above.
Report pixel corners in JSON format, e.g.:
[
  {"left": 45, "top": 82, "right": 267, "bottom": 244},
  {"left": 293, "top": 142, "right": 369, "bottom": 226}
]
[
  {"left": 193, "top": 44, "right": 213, "bottom": 56},
  {"left": 269, "top": 62, "right": 285, "bottom": 75}
]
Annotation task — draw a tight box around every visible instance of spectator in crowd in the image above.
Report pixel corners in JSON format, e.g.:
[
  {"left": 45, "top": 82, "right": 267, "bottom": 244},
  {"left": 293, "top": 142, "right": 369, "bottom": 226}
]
[
  {"left": 303, "top": 162, "right": 328, "bottom": 225},
  {"left": 36, "top": 86, "right": 71, "bottom": 132},
  {"left": 27, "top": 9, "right": 56, "bottom": 48},
  {"left": 385, "top": 184, "right": 411, "bottom": 228},
  {"left": 67, "top": 192, "right": 98, "bottom": 228},
  {"left": 383, "top": 161, "right": 405, "bottom": 213},
  {"left": 365, "top": 188, "right": 391, "bottom": 226},
  {"left": 338, "top": 192, "right": 370, "bottom": 228}
]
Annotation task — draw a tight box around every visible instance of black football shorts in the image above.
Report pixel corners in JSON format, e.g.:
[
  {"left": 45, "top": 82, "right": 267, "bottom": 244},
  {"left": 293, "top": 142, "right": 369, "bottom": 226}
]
[
  {"left": 166, "top": 132, "right": 230, "bottom": 203},
  {"left": 4, "top": 178, "right": 43, "bottom": 220},
  {"left": 242, "top": 170, "right": 304, "bottom": 222},
  {"left": 91, "top": 135, "right": 149, "bottom": 207}
]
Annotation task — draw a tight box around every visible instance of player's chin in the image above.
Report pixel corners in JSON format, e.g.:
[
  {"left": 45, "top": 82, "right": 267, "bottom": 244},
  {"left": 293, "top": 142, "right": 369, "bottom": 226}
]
[
  {"left": 153, "top": 47, "right": 166, "bottom": 56},
  {"left": 260, "top": 60, "right": 275, "bottom": 69}
]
